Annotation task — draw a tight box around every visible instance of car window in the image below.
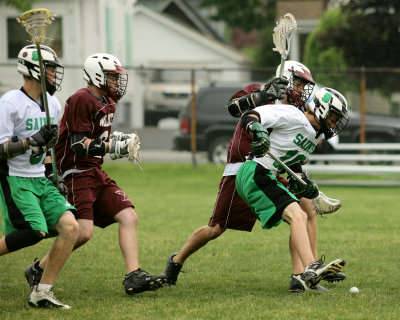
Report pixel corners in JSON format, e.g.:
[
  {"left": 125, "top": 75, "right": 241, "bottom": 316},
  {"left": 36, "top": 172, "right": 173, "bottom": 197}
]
[{"left": 197, "top": 87, "right": 242, "bottom": 116}]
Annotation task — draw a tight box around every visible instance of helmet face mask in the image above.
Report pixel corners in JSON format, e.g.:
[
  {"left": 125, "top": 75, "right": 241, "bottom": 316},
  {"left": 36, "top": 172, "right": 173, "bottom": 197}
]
[
  {"left": 17, "top": 45, "right": 64, "bottom": 95},
  {"left": 308, "top": 87, "right": 349, "bottom": 139},
  {"left": 83, "top": 53, "right": 128, "bottom": 101},
  {"left": 276, "top": 61, "right": 315, "bottom": 108}
]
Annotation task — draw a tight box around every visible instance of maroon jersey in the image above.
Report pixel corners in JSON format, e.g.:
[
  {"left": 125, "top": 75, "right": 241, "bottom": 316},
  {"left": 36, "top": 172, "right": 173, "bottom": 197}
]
[
  {"left": 226, "top": 83, "right": 262, "bottom": 164},
  {"left": 56, "top": 88, "right": 115, "bottom": 173},
  {"left": 226, "top": 120, "right": 252, "bottom": 164}
]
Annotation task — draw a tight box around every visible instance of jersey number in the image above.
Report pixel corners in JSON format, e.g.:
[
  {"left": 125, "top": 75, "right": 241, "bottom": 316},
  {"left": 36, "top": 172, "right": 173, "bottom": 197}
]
[{"left": 273, "top": 150, "right": 306, "bottom": 171}]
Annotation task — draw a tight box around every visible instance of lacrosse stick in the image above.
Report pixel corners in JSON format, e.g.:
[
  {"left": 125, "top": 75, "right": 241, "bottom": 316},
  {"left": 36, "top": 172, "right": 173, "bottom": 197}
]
[
  {"left": 269, "top": 153, "right": 341, "bottom": 215},
  {"left": 17, "top": 9, "right": 59, "bottom": 185},
  {"left": 273, "top": 13, "right": 297, "bottom": 78},
  {"left": 271, "top": 14, "right": 341, "bottom": 214}
]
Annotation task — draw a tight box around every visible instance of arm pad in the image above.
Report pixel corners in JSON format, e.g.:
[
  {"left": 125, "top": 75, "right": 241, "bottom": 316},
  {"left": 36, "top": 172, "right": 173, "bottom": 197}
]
[
  {"left": 241, "top": 110, "right": 261, "bottom": 132},
  {"left": 227, "top": 92, "right": 270, "bottom": 118},
  {"left": 71, "top": 133, "right": 106, "bottom": 157},
  {"left": 0, "top": 137, "right": 26, "bottom": 159}
]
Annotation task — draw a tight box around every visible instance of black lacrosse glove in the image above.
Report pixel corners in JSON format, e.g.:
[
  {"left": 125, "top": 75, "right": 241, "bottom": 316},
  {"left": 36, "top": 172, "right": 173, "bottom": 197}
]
[
  {"left": 227, "top": 78, "right": 289, "bottom": 118},
  {"left": 45, "top": 163, "right": 68, "bottom": 197},
  {"left": 247, "top": 122, "right": 270, "bottom": 158},
  {"left": 255, "top": 77, "right": 288, "bottom": 103},
  {"left": 288, "top": 172, "right": 319, "bottom": 199},
  {"left": 27, "top": 124, "right": 59, "bottom": 155}
]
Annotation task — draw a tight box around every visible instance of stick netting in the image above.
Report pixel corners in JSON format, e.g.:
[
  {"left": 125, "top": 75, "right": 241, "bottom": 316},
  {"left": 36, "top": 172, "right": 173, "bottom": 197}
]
[
  {"left": 272, "top": 13, "right": 297, "bottom": 56},
  {"left": 17, "top": 8, "right": 54, "bottom": 44}
]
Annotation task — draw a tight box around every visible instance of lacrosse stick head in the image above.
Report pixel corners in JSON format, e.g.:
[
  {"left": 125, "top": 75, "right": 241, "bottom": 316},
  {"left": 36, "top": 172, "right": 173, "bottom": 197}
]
[
  {"left": 17, "top": 8, "right": 54, "bottom": 45},
  {"left": 312, "top": 191, "right": 342, "bottom": 216},
  {"left": 272, "top": 13, "right": 297, "bottom": 60}
]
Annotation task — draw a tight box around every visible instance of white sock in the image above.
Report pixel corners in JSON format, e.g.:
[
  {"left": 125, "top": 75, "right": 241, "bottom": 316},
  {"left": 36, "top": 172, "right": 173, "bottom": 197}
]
[{"left": 37, "top": 283, "right": 53, "bottom": 292}]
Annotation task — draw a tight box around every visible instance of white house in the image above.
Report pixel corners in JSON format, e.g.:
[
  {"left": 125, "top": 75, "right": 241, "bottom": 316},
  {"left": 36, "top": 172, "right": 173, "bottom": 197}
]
[{"left": 0, "top": 0, "right": 251, "bottom": 128}]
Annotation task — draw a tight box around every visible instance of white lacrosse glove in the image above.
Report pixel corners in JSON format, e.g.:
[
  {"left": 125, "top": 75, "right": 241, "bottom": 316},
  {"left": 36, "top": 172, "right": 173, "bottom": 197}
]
[
  {"left": 109, "top": 137, "right": 130, "bottom": 160},
  {"left": 109, "top": 131, "right": 142, "bottom": 170}
]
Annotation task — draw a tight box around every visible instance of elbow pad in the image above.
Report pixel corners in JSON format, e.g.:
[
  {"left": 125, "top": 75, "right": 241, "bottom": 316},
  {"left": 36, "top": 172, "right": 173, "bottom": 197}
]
[
  {"left": 227, "top": 91, "right": 272, "bottom": 118},
  {"left": 241, "top": 110, "right": 261, "bottom": 131},
  {"left": 87, "top": 138, "right": 106, "bottom": 156},
  {"left": 0, "top": 136, "right": 26, "bottom": 159}
]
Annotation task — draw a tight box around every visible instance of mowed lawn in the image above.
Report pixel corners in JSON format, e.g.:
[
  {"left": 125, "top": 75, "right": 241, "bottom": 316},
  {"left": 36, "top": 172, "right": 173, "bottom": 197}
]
[{"left": 0, "top": 162, "right": 399, "bottom": 320}]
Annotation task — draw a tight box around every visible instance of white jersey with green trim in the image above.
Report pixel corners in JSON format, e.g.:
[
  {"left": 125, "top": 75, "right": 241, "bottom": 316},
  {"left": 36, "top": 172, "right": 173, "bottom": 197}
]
[
  {"left": 0, "top": 89, "right": 61, "bottom": 177},
  {"left": 252, "top": 104, "right": 321, "bottom": 175}
]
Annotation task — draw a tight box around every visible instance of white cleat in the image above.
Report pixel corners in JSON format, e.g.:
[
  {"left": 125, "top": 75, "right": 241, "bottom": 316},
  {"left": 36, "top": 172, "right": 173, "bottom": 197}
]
[{"left": 28, "top": 286, "right": 71, "bottom": 309}]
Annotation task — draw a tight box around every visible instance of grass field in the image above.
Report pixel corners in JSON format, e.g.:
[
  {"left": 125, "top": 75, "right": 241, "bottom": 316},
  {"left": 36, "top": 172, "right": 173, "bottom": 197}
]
[{"left": 1, "top": 162, "right": 399, "bottom": 319}]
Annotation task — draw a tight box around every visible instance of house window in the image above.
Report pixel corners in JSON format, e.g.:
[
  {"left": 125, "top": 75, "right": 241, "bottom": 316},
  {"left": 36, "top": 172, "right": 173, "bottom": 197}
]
[{"left": 7, "top": 17, "right": 63, "bottom": 59}]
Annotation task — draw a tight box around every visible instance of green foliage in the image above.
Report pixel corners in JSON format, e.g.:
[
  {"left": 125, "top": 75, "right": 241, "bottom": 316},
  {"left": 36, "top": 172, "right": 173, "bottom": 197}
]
[
  {"left": 1, "top": 163, "right": 400, "bottom": 319},
  {"left": 305, "top": 0, "right": 400, "bottom": 94},
  {"left": 0, "top": 0, "right": 38, "bottom": 12}
]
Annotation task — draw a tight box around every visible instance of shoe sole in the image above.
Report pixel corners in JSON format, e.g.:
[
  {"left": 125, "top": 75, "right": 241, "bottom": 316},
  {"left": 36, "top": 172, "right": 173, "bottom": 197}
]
[
  {"left": 322, "top": 276, "right": 346, "bottom": 283},
  {"left": 125, "top": 278, "right": 167, "bottom": 295},
  {"left": 28, "top": 299, "right": 70, "bottom": 309},
  {"left": 305, "top": 259, "right": 346, "bottom": 289}
]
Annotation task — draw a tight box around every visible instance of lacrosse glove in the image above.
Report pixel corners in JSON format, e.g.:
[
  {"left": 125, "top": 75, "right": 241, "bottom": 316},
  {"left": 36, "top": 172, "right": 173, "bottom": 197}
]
[
  {"left": 247, "top": 122, "right": 270, "bottom": 158},
  {"left": 27, "top": 125, "right": 59, "bottom": 155},
  {"left": 288, "top": 173, "right": 319, "bottom": 199},
  {"left": 255, "top": 77, "right": 288, "bottom": 102},
  {"left": 227, "top": 78, "right": 289, "bottom": 118},
  {"left": 45, "top": 163, "right": 68, "bottom": 197},
  {"left": 109, "top": 136, "right": 131, "bottom": 160}
]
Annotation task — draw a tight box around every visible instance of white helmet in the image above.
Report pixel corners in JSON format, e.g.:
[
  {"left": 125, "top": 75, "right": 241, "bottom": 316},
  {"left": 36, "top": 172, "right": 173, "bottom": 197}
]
[
  {"left": 17, "top": 45, "right": 64, "bottom": 95},
  {"left": 83, "top": 53, "right": 128, "bottom": 101},
  {"left": 276, "top": 61, "right": 315, "bottom": 108},
  {"left": 308, "top": 87, "right": 349, "bottom": 139}
]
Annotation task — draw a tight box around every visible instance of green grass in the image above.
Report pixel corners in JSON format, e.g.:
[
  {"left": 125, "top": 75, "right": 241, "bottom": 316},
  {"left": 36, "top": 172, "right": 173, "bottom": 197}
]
[{"left": 1, "top": 163, "right": 399, "bottom": 319}]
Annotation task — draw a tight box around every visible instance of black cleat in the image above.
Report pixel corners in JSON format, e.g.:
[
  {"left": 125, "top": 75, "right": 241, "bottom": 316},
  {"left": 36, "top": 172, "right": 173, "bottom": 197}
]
[
  {"left": 302, "top": 258, "right": 346, "bottom": 289},
  {"left": 164, "top": 253, "right": 183, "bottom": 286},
  {"left": 123, "top": 268, "right": 167, "bottom": 295},
  {"left": 25, "top": 259, "right": 43, "bottom": 291},
  {"left": 289, "top": 274, "right": 329, "bottom": 293},
  {"left": 322, "top": 271, "right": 346, "bottom": 282}
]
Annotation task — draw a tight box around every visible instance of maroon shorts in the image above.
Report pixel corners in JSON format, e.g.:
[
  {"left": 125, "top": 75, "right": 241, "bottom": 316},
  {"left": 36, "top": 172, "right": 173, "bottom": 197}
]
[
  {"left": 208, "top": 175, "right": 257, "bottom": 232},
  {"left": 64, "top": 168, "right": 133, "bottom": 228},
  {"left": 276, "top": 175, "right": 301, "bottom": 199}
]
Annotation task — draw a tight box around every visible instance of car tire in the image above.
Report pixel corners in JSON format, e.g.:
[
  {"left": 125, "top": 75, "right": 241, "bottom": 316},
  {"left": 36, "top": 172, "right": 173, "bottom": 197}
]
[{"left": 208, "top": 136, "right": 231, "bottom": 164}]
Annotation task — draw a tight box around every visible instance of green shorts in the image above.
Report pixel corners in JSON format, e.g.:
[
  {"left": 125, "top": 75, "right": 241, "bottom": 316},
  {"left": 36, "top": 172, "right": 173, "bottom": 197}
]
[
  {"left": 235, "top": 161, "right": 298, "bottom": 229},
  {"left": 0, "top": 176, "right": 76, "bottom": 238}
]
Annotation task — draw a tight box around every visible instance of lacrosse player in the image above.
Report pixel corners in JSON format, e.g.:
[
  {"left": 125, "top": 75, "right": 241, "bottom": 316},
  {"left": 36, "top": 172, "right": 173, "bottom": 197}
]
[
  {"left": 235, "top": 86, "right": 349, "bottom": 290},
  {"left": 0, "top": 45, "right": 78, "bottom": 309},
  {"left": 164, "top": 62, "right": 344, "bottom": 292},
  {"left": 24, "top": 53, "right": 166, "bottom": 296}
]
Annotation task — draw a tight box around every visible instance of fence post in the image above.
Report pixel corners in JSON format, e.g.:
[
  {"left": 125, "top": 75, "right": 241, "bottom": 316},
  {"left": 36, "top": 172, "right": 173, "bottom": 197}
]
[
  {"left": 190, "top": 69, "right": 197, "bottom": 168},
  {"left": 360, "top": 66, "right": 366, "bottom": 144}
]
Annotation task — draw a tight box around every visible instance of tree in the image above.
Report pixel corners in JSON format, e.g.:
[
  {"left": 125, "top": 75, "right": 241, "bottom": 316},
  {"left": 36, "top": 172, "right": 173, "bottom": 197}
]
[
  {"left": 199, "top": 0, "right": 281, "bottom": 74},
  {"left": 0, "top": 0, "right": 38, "bottom": 12},
  {"left": 304, "top": 0, "right": 400, "bottom": 93}
]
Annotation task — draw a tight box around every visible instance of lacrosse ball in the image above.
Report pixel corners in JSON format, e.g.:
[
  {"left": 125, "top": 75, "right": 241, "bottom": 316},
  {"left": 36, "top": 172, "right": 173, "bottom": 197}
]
[{"left": 349, "top": 287, "right": 359, "bottom": 293}]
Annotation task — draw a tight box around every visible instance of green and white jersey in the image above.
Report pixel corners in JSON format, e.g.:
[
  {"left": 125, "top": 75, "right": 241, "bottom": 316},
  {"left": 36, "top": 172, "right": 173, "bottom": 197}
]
[
  {"left": 252, "top": 103, "right": 320, "bottom": 175},
  {"left": 0, "top": 89, "right": 61, "bottom": 177}
]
